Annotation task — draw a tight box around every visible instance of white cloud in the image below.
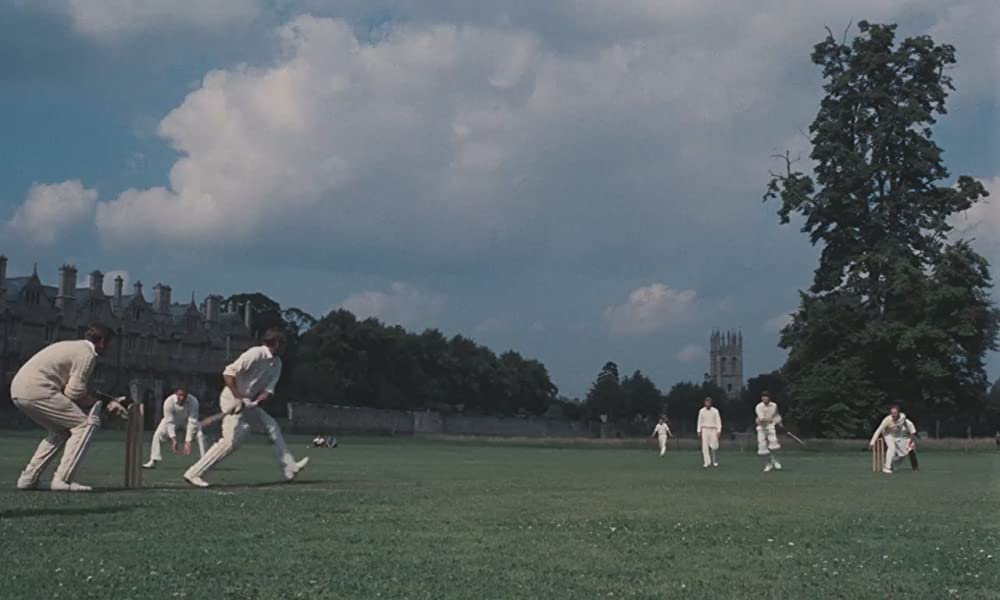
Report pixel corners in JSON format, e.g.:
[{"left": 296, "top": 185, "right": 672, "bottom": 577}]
[
  {"left": 953, "top": 177, "right": 1000, "bottom": 241},
  {"left": 765, "top": 311, "right": 794, "bottom": 332},
  {"left": 5, "top": 181, "right": 97, "bottom": 245},
  {"left": 676, "top": 344, "right": 705, "bottom": 363},
  {"left": 340, "top": 282, "right": 445, "bottom": 329},
  {"left": 55, "top": 0, "right": 262, "bottom": 40},
  {"left": 605, "top": 283, "right": 696, "bottom": 335}
]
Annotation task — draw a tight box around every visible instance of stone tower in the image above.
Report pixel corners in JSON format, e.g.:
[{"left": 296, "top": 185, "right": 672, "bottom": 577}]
[{"left": 709, "top": 329, "right": 743, "bottom": 399}]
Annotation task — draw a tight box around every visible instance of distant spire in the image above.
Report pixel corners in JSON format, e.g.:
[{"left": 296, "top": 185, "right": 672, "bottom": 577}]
[
  {"left": 190, "top": 291, "right": 197, "bottom": 306},
  {"left": 32, "top": 263, "right": 38, "bottom": 277}
]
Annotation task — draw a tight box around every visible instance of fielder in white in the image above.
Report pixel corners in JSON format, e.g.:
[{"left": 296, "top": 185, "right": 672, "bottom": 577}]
[
  {"left": 755, "top": 391, "right": 782, "bottom": 472},
  {"left": 696, "top": 397, "right": 722, "bottom": 468},
  {"left": 183, "top": 328, "right": 308, "bottom": 488},
  {"left": 10, "top": 324, "right": 124, "bottom": 491},
  {"left": 142, "top": 387, "right": 206, "bottom": 468},
  {"left": 651, "top": 418, "right": 672, "bottom": 456},
  {"left": 869, "top": 405, "right": 918, "bottom": 474}
]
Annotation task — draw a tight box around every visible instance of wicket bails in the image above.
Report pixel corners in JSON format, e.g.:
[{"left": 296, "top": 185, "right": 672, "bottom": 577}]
[
  {"left": 124, "top": 403, "right": 143, "bottom": 488},
  {"left": 871, "top": 439, "right": 886, "bottom": 473}
]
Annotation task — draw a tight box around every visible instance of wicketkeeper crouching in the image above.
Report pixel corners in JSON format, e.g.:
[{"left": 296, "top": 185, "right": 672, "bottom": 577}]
[{"left": 10, "top": 324, "right": 127, "bottom": 492}]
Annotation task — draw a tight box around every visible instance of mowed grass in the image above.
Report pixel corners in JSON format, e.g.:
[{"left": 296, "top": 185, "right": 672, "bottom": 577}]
[{"left": 0, "top": 432, "right": 998, "bottom": 600}]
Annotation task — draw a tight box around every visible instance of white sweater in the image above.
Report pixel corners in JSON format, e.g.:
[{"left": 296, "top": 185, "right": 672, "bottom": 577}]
[
  {"left": 697, "top": 407, "right": 722, "bottom": 433},
  {"left": 10, "top": 340, "right": 97, "bottom": 402},
  {"left": 162, "top": 394, "right": 201, "bottom": 442}
]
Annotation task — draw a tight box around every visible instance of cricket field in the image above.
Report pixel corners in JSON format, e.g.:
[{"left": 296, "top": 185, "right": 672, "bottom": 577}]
[{"left": 0, "top": 433, "right": 997, "bottom": 599}]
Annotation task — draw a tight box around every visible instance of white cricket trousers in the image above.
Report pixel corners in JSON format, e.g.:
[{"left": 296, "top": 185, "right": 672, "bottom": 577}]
[
  {"left": 13, "top": 392, "right": 100, "bottom": 486},
  {"left": 658, "top": 435, "right": 668, "bottom": 456},
  {"left": 185, "top": 395, "right": 296, "bottom": 479},
  {"left": 148, "top": 419, "right": 207, "bottom": 461},
  {"left": 701, "top": 428, "right": 720, "bottom": 467}
]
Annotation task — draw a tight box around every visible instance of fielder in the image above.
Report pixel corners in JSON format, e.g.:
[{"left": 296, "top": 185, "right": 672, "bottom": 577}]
[
  {"left": 183, "top": 328, "right": 308, "bottom": 487},
  {"left": 696, "top": 397, "right": 722, "bottom": 468},
  {"left": 869, "top": 405, "right": 918, "bottom": 474},
  {"left": 142, "top": 387, "right": 206, "bottom": 469},
  {"left": 10, "top": 324, "right": 124, "bottom": 491},
  {"left": 755, "top": 391, "right": 782, "bottom": 472},
  {"left": 651, "top": 417, "right": 672, "bottom": 456}
]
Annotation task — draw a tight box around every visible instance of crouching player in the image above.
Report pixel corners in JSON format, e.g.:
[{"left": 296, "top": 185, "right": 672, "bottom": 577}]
[
  {"left": 183, "top": 328, "right": 308, "bottom": 487},
  {"left": 869, "top": 405, "right": 918, "bottom": 474},
  {"left": 755, "top": 391, "right": 782, "bottom": 472},
  {"left": 10, "top": 324, "right": 125, "bottom": 491},
  {"left": 143, "top": 387, "right": 206, "bottom": 469}
]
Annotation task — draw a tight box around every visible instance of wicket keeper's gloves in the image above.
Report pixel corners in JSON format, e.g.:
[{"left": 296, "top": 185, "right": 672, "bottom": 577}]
[{"left": 106, "top": 397, "right": 129, "bottom": 419}]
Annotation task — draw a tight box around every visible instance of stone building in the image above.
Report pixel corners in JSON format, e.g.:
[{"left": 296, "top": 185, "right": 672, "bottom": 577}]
[
  {"left": 0, "top": 256, "right": 255, "bottom": 427},
  {"left": 709, "top": 329, "right": 743, "bottom": 399}
]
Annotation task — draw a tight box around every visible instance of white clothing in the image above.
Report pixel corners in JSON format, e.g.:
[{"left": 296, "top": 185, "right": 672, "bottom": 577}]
[
  {"left": 162, "top": 394, "right": 201, "bottom": 442},
  {"left": 870, "top": 413, "right": 916, "bottom": 471},
  {"left": 755, "top": 401, "right": 782, "bottom": 455},
  {"left": 220, "top": 345, "right": 281, "bottom": 405},
  {"left": 653, "top": 423, "right": 671, "bottom": 456},
  {"left": 697, "top": 407, "right": 722, "bottom": 467},
  {"left": 10, "top": 341, "right": 101, "bottom": 487},
  {"left": 184, "top": 345, "right": 299, "bottom": 481},
  {"left": 11, "top": 340, "right": 97, "bottom": 402}
]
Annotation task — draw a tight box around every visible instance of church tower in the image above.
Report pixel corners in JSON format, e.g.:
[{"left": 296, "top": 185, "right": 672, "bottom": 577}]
[{"left": 709, "top": 329, "right": 743, "bottom": 399}]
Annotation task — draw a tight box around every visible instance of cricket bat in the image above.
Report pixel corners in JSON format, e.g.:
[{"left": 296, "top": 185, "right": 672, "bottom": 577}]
[{"left": 199, "top": 412, "right": 226, "bottom": 428}]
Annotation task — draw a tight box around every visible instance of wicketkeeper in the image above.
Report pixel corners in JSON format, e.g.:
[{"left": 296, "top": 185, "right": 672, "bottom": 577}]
[
  {"left": 755, "top": 391, "right": 782, "bottom": 472},
  {"left": 10, "top": 324, "right": 125, "bottom": 491},
  {"left": 869, "top": 405, "right": 918, "bottom": 474},
  {"left": 183, "top": 328, "right": 308, "bottom": 487},
  {"left": 143, "top": 387, "right": 206, "bottom": 468}
]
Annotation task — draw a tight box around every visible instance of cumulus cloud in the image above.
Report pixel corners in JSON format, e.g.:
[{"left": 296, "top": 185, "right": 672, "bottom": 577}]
[
  {"left": 340, "top": 282, "right": 445, "bottom": 329},
  {"left": 5, "top": 181, "right": 97, "bottom": 245},
  {"left": 50, "top": 0, "right": 262, "bottom": 40},
  {"left": 676, "top": 344, "right": 706, "bottom": 363},
  {"left": 605, "top": 283, "right": 697, "bottom": 335},
  {"left": 953, "top": 177, "right": 1000, "bottom": 240}
]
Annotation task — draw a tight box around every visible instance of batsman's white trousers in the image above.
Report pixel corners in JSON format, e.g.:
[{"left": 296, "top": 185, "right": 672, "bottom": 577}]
[
  {"left": 185, "top": 394, "right": 296, "bottom": 479},
  {"left": 756, "top": 425, "right": 781, "bottom": 455},
  {"left": 13, "top": 392, "right": 100, "bottom": 485},
  {"left": 148, "top": 419, "right": 207, "bottom": 461},
  {"left": 701, "top": 428, "right": 720, "bottom": 467},
  {"left": 658, "top": 435, "right": 668, "bottom": 456}
]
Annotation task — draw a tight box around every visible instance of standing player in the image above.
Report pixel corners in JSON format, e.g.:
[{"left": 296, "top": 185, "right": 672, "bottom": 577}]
[
  {"left": 869, "top": 405, "right": 918, "bottom": 474},
  {"left": 651, "top": 417, "right": 673, "bottom": 456},
  {"left": 142, "top": 387, "right": 206, "bottom": 469},
  {"left": 183, "top": 328, "right": 308, "bottom": 488},
  {"left": 696, "top": 397, "right": 722, "bottom": 468},
  {"left": 755, "top": 391, "right": 782, "bottom": 472},
  {"left": 10, "top": 324, "right": 123, "bottom": 491}
]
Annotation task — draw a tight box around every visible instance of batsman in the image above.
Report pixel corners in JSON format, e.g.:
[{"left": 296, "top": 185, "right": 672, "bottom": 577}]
[
  {"left": 10, "top": 324, "right": 126, "bottom": 491},
  {"left": 183, "top": 328, "right": 308, "bottom": 487}
]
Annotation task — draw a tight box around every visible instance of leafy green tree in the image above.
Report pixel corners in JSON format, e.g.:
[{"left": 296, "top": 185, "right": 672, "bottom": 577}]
[
  {"left": 764, "top": 22, "right": 997, "bottom": 436},
  {"left": 664, "top": 381, "right": 727, "bottom": 433},
  {"left": 620, "top": 370, "right": 665, "bottom": 418},
  {"left": 585, "top": 361, "right": 621, "bottom": 419}
]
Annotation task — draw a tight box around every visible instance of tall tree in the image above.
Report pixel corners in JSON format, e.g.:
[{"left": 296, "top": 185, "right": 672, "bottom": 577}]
[
  {"left": 585, "top": 361, "right": 621, "bottom": 419},
  {"left": 765, "top": 22, "right": 997, "bottom": 436}
]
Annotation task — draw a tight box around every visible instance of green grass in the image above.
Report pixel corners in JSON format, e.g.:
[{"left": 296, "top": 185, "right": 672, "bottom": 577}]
[{"left": 0, "top": 432, "right": 998, "bottom": 600}]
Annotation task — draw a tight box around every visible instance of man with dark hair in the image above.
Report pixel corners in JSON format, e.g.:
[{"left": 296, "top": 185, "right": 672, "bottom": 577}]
[
  {"left": 697, "top": 397, "right": 722, "bottom": 468},
  {"left": 869, "top": 405, "right": 918, "bottom": 474},
  {"left": 183, "top": 328, "right": 308, "bottom": 487},
  {"left": 143, "top": 387, "right": 206, "bottom": 469},
  {"left": 10, "top": 323, "right": 123, "bottom": 491}
]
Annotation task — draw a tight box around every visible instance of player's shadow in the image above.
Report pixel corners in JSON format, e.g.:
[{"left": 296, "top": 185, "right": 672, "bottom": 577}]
[
  {"left": 0, "top": 504, "right": 141, "bottom": 519},
  {"left": 208, "top": 478, "right": 325, "bottom": 489}
]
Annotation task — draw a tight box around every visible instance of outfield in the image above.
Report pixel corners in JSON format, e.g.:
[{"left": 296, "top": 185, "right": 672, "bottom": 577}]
[{"left": 0, "top": 433, "right": 998, "bottom": 600}]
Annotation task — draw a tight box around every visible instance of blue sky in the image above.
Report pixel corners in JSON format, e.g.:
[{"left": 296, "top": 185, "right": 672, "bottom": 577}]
[{"left": 2, "top": 1, "right": 997, "bottom": 398}]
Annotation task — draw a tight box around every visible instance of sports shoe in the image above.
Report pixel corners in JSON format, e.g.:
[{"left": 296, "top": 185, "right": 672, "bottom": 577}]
[
  {"left": 15, "top": 476, "right": 39, "bottom": 491},
  {"left": 284, "top": 457, "right": 310, "bottom": 481},
  {"left": 50, "top": 479, "right": 92, "bottom": 492},
  {"left": 712, "top": 462, "right": 719, "bottom": 468},
  {"left": 763, "top": 464, "right": 774, "bottom": 472},
  {"left": 184, "top": 474, "right": 210, "bottom": 488},
  {"left": 142, "top": 460, "right": 157, "bottom": 469},
  {"left": 773, "top": 461, "right": 782, "bottom": 471},
  {"left": 881, "top": 467, "right": 893, "bottom": 475}
]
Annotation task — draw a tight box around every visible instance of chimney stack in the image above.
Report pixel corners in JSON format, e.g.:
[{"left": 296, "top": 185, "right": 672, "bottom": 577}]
[
  {"left": 153, "top": 283, "right": 172, "bottom": 314},
  {"left": 56, "top": 264, "right": 77, "bottom": 311},
  {"left": 89, "top": 270, "right": 105, "bottom": 297},
  {"left": 134, "top": 280, "right": 144, "bottom": 299},
  {"left": 205, "top": 294, "right": 221, "bottom": 322},
  {"left": 114, "top": 275, "right": 124, "bottom": 306},
  {"left": 0, "top": 255, "right": 6, "bottom": 308},
  {"left": 244, "top": 300, "right": 252, "bottom": 330}
]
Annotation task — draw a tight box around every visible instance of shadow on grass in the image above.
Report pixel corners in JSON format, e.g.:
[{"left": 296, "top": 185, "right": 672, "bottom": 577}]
[{"left": 0, "top": 504, "right": 142, "bottom": 519}]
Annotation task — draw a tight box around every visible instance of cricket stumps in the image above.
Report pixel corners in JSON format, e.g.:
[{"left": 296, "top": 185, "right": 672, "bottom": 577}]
[
  {"left": 125, "top": 403, "right": 144, "bottom": 488},
  {"left": 871, "top": 438, "right": 886, "bottom": 473}
]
